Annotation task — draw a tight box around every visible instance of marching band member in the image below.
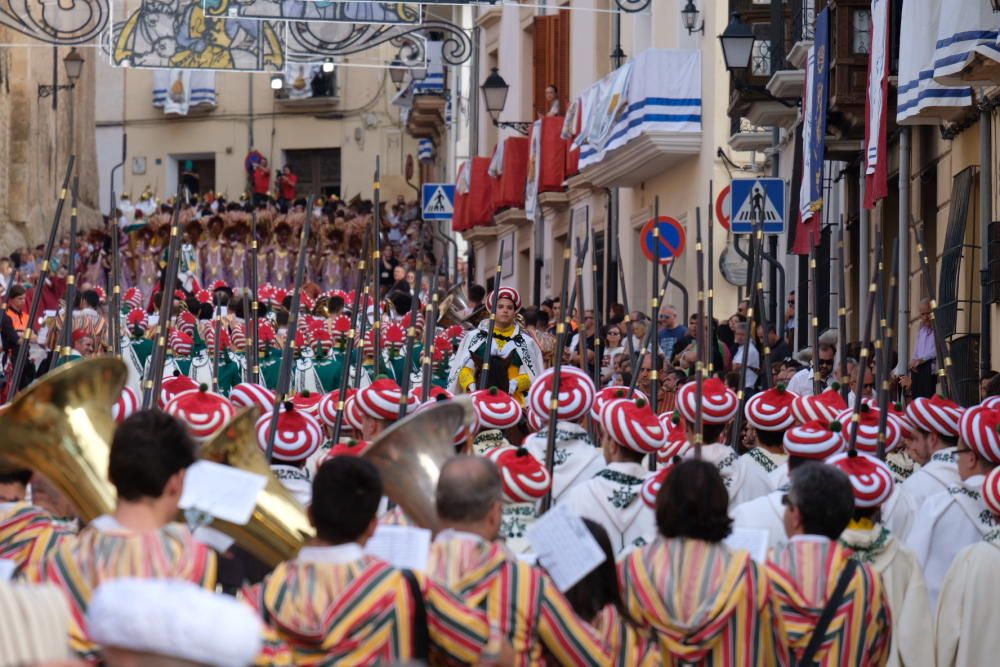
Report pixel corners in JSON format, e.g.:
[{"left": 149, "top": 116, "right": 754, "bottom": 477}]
[
  {"left": 901, "top": 394, "right": 964, "bottom": 506},
  {"left": 740, "top": 385, "right": 798, "bottom": 478},
  {"left": 562, "top": 396, "right": 665, "bottom": 558},
  {"left": 353, "top": 376, "right": 418, "bottom": 440},
  {"left": 482, "top": 445, "right": 552, "bottom": 554},
  {"left": 255, "top": 401, "right": 325, "bottom": 507},
  {"left": 426, "top": 455, "right": 612, "bottom": 666},
  {"left": 0, "top": 465, "right": 75, "bottom": 578}
]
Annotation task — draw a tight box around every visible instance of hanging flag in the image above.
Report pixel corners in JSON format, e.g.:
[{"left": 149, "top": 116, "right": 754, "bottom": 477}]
[
  {"left": 794, "top": 8, "right": 830, "bottom": 254},
  {"left": 864, "top": 0, "right": 890, "bottom": 209}
]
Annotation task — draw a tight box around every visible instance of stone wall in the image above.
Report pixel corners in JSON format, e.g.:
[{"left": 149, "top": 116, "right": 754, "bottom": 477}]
[{"left": 0, "top": 30, "right": 100, "bottom": 256}]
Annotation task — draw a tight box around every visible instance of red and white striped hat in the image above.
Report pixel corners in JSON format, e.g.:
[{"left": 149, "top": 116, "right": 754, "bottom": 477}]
[
  {"left": 409, "top": 386, "right": 454, "bottom": 403},
  {"left": 290, "top": 390, "right": 323, "bottom": 418},
  {"left": 331, "top": 314, "right": 351, "bottom": 340},
  {"left": 982, "top": 396, "right": 1000, "bottom": 410},
  {"left": 169, "top": 329, "right": 193, "bottom": 357},
  {"left": 485, "top": 286, "right": 521, "bottom": 311},
  {"left": 471, "top": 388, "right": 523, "bottom": 431},
  {"left": 112, "top": 387, "right": 140, "bottom": 424},
  {"left": 485, "top": 446, "right": 552, "bottom": 503},
  {"left": 527, "top": 366, "right": 596, "bottom": 423},
  {"left": 601, "top": 397, "right": 667, "bottom": 454},
  {"left": 790, "top": 388, "right": 847, "bottom": 425},
  {"left": 333, "top": 390, "right": 365, "bottom": 431},
  {"left": 202, "top": 327, "right": 231, "bottom": 351},
  {"left": 905, "top": 394, "right": 964, "bottom": 438},
  {"left": 323, "top": 439, "right": 369, "bottom": 462},
  {"left": 159, "top": 373, "right": 199, "bottom": 409},
  {"left": 862, "top": 398, "right": 916, "bottom": 441},
  {"left": 676, "top": 378, "right": 739, "bottom": 425},
  {"left": 641, "top": 460, "right": 677, "bottom": 509},
  {"left": 123, "top": 287, "right": 144, "bottom": 310},
  {"left": 164, "top": 385, "right": 235, "bottom": 442},
  {"left": 230, "top": 323, "right": 247, "bottom": 351},
  {"left": 657, "top": 411, "right": 690, "bottom": 463},
  {"left": 592, "top": 386, "right": 647, "bottom": 421},
  {"left": 229, "top": 383, "right": 276, "bottom": 413},
  {"left": 255, "top": 403, "right": 324, "bottom": 463},
  {"left": 826, "top": 451, "right": 895, "bottom": 508},
  {"left": 959, "top": 403, "right": 1000, "bottom": 464},
  {"left": 835, "top": 405, "right": 902, "bottom": 454},
  {"left": 355, "top": 378, "right": 416, "bottom": 421},
  {"left": 982, "top": 467, "right": 1000, "bottom": 517},
  {"left": 318, "top": 389, "right": 353, "bottom": 428},
  {"left": 783, "top": 420, "right": 846, "bottom": 459},
  {"left": 745, "top": 385, "right": 799, "bottom": 431},
  {"left": 525, "top": 406, "right": 547, "bottom": 433},
  {"left": 126, "top": 309, "right": 148, "bottom": 332},
  {"left": 175, "top": 311, "right": 197, "bottom": 337}
]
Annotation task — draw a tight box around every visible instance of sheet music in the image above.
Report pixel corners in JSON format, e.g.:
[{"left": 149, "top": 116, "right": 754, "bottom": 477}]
[
  {"left": 526, "top": 504, "right": 606, "bottom": 592},
  {"left": 725, "top": 527, "right": 770, "bottom": 563},
  {"left": 364, "top": 525, "right": 431, "bottom": 572},
  {"left": 179, "top": 460, "right": 266, "bottom": 526}
]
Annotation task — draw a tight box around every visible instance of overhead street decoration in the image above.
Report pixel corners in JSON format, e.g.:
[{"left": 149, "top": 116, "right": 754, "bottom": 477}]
[{"left": 203, "top": 1, "right": 421, "bottom": 25}]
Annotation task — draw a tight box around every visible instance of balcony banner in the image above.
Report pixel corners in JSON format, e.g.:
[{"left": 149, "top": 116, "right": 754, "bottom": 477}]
[
  {"left": 863, "top": 0, "right": 890, "bottom": 210},
  {"left": 524, "top": 120, "right": 542, "bottom": 221},
  {"left": 931, "top": 1, "right": 1000, "bottom": 86},
  {"left": 152, "top": 70, "right": 217, "bottom": 116},
  {"left": 794, "top": 8, "right": 829, "bottom": 254}
]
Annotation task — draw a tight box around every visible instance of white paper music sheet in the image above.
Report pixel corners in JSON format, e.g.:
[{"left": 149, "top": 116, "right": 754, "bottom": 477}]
[
  {"left": 365, "top": 525, "right": 432, "bottom": 571},
  {"left": 724, "top": 527, "right": 770, "bottom": 563},
  {"left": 179, "top": 460, "right": 267, "bottom": 526},
  {"left": 526, "top": 504, "right": 606, "bottom": 592}
]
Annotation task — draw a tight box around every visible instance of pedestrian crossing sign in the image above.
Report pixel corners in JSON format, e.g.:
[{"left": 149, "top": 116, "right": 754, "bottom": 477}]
[
  {"left": 422, "top": 183, "right": 455, "bottom": 220},
  {"left": 730, "top": 178, "right": 786, "bottom": 234}
]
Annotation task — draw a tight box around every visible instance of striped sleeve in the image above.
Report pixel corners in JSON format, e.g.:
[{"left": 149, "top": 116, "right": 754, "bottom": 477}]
[
  {"left": 421, "top": 573, "right": 492, "bottom": 664},
  {"left": 537, "top": 575, "right": 612, "bottom": 667}
]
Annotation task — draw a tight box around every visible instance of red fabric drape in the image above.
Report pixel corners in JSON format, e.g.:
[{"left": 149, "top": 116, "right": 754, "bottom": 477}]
[
  {"left": 538, "top": 116, "right": 567, "bottom": 193},
  {"left": 467, "top": 157, "right": 493, "bottom": 228},
  {"left": 492, "top": 137, "right": 530, "bottom": 211}
]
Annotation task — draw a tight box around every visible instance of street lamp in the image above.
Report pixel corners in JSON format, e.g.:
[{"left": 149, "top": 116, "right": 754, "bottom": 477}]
[
  {"left": 681, "top": 0, "right": 705, "bottom": 35},
  {"left": 718, "top": 12, "right": 755, "bottom": 72},
  {"left": 38, "top": 47, "right": 85, "bottom": 98},
  {"left": 480, "top": 67, "right": 532, "bottom": 135},
  {"left": 388, "top": 58, "right": 407, "bottom": 90}
]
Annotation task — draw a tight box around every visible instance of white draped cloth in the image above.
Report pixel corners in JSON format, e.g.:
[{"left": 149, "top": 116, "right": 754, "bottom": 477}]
[
  {"left": 839, "top": 524, "right": 934, "bottom": 667},
  {"left": 561, "top": 461, "right": 655, "bottom": 560},
  {"left": 905, "top": 474, "right": 995, "bottom": 611},
  {"left": 900, "top": 447, "right": 960, "bottom": 508},
  {"left": 731, "top": 490, "right": 789, "bottom": 554},
  {"left": 692, "top": 444, "right": 772, "bottom": 510},
  {"left": 270, "top": 464, "right": 311, "bottom": 508},
  {"left": 523, "top": 422, "right": 604, "bottom": 505},
  {"left": 935, "top": 534, "right": 1000, "bottom": 667}
]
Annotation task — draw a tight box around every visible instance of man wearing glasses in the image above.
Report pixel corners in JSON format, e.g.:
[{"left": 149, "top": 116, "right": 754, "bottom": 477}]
[
  {"left": 906, "top": 402, "right": 1000, "bottom": 610},
  {"left": 656, "top": 305, "right": 687, "bottom": 362},
  {"left": 786, "top": 342, "right": 837, "bottom": 397}
]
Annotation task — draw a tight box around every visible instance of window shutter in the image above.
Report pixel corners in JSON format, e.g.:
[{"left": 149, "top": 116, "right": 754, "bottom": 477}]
[
  {"left": 533, "top": 16, "right": 555, "bottom": 118},
  {"left": 556, "top": 9, "right": 570, "bottom": 115}
]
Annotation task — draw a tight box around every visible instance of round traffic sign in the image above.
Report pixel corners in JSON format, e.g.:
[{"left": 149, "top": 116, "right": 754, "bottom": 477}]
[
  {"left": 640, "top": 216, "right": 686, "bottom": 264},
  {"left": 716, "top": 185, "right": 731, "bottom": 231}
]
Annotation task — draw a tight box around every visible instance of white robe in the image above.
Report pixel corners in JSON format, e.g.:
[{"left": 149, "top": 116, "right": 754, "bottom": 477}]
[
  {"left": 730, "top": 490, "right": 789, "bottom": 553},
  {"left": 120, "top": 337, "right": 145, "bottom": 394},
  {"left": 900, "top": 447, "right": 960, "bottom": 508},
  {"left": 741, "top": 447, "right": 787, "bottom": 479},
  {"left": 445, "top": 320, "right": 544, "bottom": 393},
  {"left": 839, "top": 524, "right": 934, "bottom": 667},
  {"left": 561, "top": 461, "right": 655, "bottom": 559},
  {"left": 270, "top": 464, "right": 311, "bottom": 508},
  {"left": 905, "top": 474, "right": 995, "bottom": 611},
  {"left": 692, "top": 443, "right": 771, "bottom": 509},
  {"left": 935, "top": 535, "right": 1000, "bottom": 667},
  {"left": 523, "top": 422, "right": 604, "bottom": 504}
]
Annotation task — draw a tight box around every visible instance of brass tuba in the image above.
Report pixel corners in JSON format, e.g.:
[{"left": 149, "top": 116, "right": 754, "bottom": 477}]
[
  {"left": 362, "top": 396, "right": 475, "bottom": 532},
  {"left": 0, "top": 357, "right": 123, "bottom": 521},
  {"left": 199, "top": 407, "right": 314, "bottom": 566},
  {"left": 437, "top": 283, "right": 472, "bottom": 329}
]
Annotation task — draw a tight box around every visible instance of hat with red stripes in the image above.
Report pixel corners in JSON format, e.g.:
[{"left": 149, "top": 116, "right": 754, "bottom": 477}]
[
  {"left": 591, "top": 386, "right": 647, "bottom": 421},
  {"left": 471, "top": 388, "right": 522, "bottom": 431},
  {"left": 229, "top": 383, "right": 276, "bottom": 413},
  {"left": 527, "top": 366, "right": 596, "bottom": 423},
  {"left": 835, "top": 405, "right": 902, "bottom": 454},
  {"left": 323, "top": 438, "right": 369, "bottom": 461},
  {"left": 486, "top": 286, "right": 521, "bottom": 311},
  {"left": 255, "top": 402, "right": 324, "bottom": 463},
  {"left": 826, "top": 451, "right": 895, "bottom": 508},
  {"left": 123, "top": 287, "right": 144, "bottom": 310},
  {"left": 601, "top": 397, "right": 667, "bottom": 454},
  {"left": 485, "top": 446, "right": 552, "bottom": 503},
  {"left": 169, "top": 329, "right": 193, "bottom": 357},
  {"left": 983, "top": 466, "right": 1000, "bottom": 517},
  {"left": 959, "top": 403, "right": 1000, "bottom": 464},
  {"left": 289, "top": 390, "right": 323, "bottom": 418},
  {"left": 676, "top": 378, "right": 739, "bottom": 425},
  {"left": 159, "top": 373, "right": 199, "bottom": 409},
  {"left": 790, "top": 388, "right": 847, "bottom": 425},
  {"left": 525, "top": 406, "right": 547, "bottom": 433},
  {"left": 745, "top": 385, "right": 799, "bottom": 431},
  {"left": 783, "top": 420, "right": 846, "bottom": 460},
  {"left": 112, "top": 387, "right": 139, "bottom": 424},
  {"left": 126, "top": 309, "right": 148, "bottom": 332},
  {"left": 355, "top": 377, "right": 416, "bottom": 421},
  {"left": 905, "top": 394, "right": 964, "bottom": 438},
  {"left": 409, "top": 386, "right": 453, "bottom": 403},
  {"left": 165, "top": 384, "right": 235, "bottom": 442},
  {"left": 641, "top": 460, "right": 677, "bottom": 509}
]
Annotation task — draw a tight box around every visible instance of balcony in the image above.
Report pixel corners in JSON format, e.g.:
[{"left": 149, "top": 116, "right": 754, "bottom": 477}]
[
  {"left": 274, "top": 71, "right": 339, "bottom": 110},
  {"left": 406, "top": 92, "right": 448, "bottom": 142},
  {"left": 728, "top": 117, "right": 773, "bottom": 153}
]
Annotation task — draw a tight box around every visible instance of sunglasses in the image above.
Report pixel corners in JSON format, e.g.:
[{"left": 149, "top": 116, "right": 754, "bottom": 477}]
[
  {"left": 818, "top": 359, "right": 834, "bottom": 367},
  {"left": 955, "top": 447, "right": 974, "bottom": 456}
]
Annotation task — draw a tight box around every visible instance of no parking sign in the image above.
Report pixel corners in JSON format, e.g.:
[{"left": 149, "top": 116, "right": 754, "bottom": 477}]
[{"left": 640, "top": 216, "right": 686, "bottom": 264}]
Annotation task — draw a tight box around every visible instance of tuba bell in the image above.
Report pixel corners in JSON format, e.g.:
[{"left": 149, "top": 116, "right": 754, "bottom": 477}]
[
  {"left": 199, "top": 407, "right": 314, "bottom": 567},
  {"left": 0, "top": 357, "right": 123, "bottom": 521},
  {"left": 362, "top": 396, "right": 475, "bottom": 532},
  {"left": 437, "top": 283, "right": 472, "bottom": 329}
]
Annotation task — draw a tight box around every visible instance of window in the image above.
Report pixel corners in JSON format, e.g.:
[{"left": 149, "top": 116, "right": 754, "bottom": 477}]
[
  {"left": 532, "top": 10, "right": 570, "bottom": 118},
  {"left": 851, "top": 9, "right": 872, "bottom": 55}
]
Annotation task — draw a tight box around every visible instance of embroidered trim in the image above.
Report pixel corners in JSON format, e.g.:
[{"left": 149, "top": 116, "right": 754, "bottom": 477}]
[
  {"left": 931, "top": 449, "right": 957, "bottom": 465},
  {"left": 747, "top": 448, "right": 779, "bottom": 473},
  {"left": 596, "top": 469, "right": 645, "bottom": 486},
  {"left": 535, "top": 428, "right": 596, "bottom": 447}
]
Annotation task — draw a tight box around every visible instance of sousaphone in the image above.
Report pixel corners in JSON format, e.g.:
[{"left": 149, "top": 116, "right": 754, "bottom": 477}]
[
  {"left": 199, "top": 407, "right": 314, "bottom": 566},
  {"left": 362, "top": 396, "right": 475, "bottom": 532},
  {"left": 0, "top": 357, "right": 123, "bottom": 521}
]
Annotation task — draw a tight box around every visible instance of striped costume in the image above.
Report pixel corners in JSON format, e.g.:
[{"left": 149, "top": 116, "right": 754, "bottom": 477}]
[
  {"left": 242, "top": 544, "right": 494, "bottom": 666},
  {"left": 0, "top": 502, "right": 75, "bottom": 579},
  {"left": 427, "top": 531, "right": 612, "bottom": 666},
  {"left": 34, "top": 520, "right": 217, "bottom": 662},
  {"left": 766, "top": 538, "right": 891, "bottom": 666},
  {"left": 593, "top": 603, "right": 657, "bottom": 667},
  {"left": 618, "top": 537, "right": 777, "bottom": 665}
]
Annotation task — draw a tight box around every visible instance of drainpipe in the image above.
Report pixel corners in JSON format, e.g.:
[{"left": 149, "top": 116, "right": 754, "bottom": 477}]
[
  {"left": 895, "top": 128, "right": 911, "bottom": 376},
  {"left": 981, "top": 103, "right": 993, "bottom": 375},
  {"left": 858, "top": 172, "right": 869, "bottom": 341}
]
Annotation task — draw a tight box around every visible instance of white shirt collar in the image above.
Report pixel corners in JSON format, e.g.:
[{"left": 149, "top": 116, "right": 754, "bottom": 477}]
[
  {"left": 433, "top": 528, "right": 486, "bottom": 546},
  {"left": 789, "top": 534, "right": 831, "bottom": 544},
  {"left": 296, "top": 543, "right": 365, "bottom": 564},
  {"left": 90, "top": 514, "right": 125, "bottom": 531}
]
